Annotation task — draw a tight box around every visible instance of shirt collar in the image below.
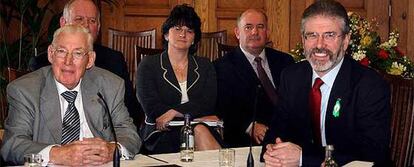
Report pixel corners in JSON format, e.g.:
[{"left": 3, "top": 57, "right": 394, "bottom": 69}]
[
  {"left": 312, "top": 57, "right": 344, "bottom": 88},
  {"left": 55, "top": 79, "right": 82, "bottom": 95},
  {"left": 239, "top": 45, "right": 267, "bottom": 65}
]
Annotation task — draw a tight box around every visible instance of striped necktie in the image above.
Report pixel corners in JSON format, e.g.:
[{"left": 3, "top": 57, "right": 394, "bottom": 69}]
[{"left": 61, "top": 91, "right": 80, "bottom": 144}]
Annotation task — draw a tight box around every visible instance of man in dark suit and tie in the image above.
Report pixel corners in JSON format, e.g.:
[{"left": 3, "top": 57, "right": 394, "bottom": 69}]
[
  {"left": 214, "top": 9, "right": 294, "bottom": 147},
  {"left": 30, "top": 0, "right": 142, "bottom": 128},
  {"left": 1, "top": 25, "right": 141, "bottom": 166},
  {"left": 262, "top": 0, "right": 391, "bottom": 166}
]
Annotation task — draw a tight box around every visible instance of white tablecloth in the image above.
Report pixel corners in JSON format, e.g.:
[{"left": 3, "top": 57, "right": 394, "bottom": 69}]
[{"left": 123, "top": 146, "right": 264, "bottom": 167}]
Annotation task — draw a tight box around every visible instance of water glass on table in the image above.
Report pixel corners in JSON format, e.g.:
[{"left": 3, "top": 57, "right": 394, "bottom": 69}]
[
  {"left": 219, "top": 148, "right": 235, "bottom": 167},
  {"left": 24, "top": 154, "right": 42, "bottom": 167}
]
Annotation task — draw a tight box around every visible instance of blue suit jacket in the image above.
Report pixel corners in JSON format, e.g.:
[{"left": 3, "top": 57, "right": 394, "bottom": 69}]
[{"left": 262, "top": 57, "right": 391, "bottom": 166}]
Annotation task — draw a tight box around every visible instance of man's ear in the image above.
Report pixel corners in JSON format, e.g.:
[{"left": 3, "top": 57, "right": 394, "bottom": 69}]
[
  {"left": 47, "top": 45, "right": 54, "bottom": 64},
  {"left": 86, "top": 51, "right": 96, "bottom": 69},
  {"left": 59, "top": 16, "right": 66, "bottom": 27},
  {"left": 234, "top": 27, "right": 240, "bottom": 40}
]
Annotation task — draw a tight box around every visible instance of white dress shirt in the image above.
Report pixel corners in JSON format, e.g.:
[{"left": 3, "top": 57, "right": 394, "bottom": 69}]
[
  {"left": 179, "top": 81, "right": 189, "bottom": 104},
  {"left": 311, "top": 58, "right": 344, "bottom": 146},
  {"left": 240, "top": 46, "right": 276, "bottom": 87}
]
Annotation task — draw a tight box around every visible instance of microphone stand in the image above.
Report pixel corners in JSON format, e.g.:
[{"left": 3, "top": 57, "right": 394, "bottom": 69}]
[
  {"left": 247, "top": 85, "right": 261, "bottom": 167},
  {"left": 98, "top": 93, "right": 120, "bottom": 167}
]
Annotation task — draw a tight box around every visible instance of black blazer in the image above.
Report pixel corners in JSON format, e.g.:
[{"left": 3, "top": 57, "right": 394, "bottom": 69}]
[
  {"left": 136, "top": 52, "right": 217, "bottom": 150},
  {"left": 214, "top": 47, "right": 294, "bottom": 147},
  {"left": 29, "top": 44, "right": 143, "bottom": 128},
  {"left": 262, "top": 57, "right": 391, "bottom": 166}
]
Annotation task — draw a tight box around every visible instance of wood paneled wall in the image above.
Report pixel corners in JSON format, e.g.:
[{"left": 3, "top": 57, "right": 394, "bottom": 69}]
[
  {"left": 1, "top": 0, "right": 412, "bottom": 60},
  {"left": 100, "top": 0, "right": 414, "bottom": 62}
]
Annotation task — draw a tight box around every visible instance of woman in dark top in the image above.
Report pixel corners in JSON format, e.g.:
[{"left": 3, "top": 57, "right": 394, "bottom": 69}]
[{"left": 136, "top": 4, "right": 221, "bottom": 153}]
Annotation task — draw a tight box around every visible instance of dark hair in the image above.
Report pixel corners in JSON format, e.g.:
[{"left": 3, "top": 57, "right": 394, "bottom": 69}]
[
  {"left": 301, "top": 0, "right": 350, "bottom": 34},
  {"left": 162, "top": 4, "right": 201, "bottom": 54}
]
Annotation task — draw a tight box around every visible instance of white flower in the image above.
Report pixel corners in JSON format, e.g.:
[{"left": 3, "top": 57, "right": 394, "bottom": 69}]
[{"left": 352, "top": 47, "right": 366, "bottom": 61}]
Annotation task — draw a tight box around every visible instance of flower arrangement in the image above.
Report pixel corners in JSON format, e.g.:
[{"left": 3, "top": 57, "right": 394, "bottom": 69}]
[{"left": 290, "top": 12, "right": 414, "bottom": 79}]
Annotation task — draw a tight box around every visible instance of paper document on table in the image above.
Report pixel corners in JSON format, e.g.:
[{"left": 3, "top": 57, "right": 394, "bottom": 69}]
[
  {"left": 167, "top": 120, "right": 223, "bottom": 127},
  {"left": 343, "top": 161, "right": 373, "bottom": 167}
]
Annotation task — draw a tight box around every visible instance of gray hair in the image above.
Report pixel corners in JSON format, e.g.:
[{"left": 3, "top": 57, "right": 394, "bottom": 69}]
[
  {"left": 300, "top": 0, "right": 350, "bottom": 35},
  {"left": 52, "top": 25, "right": 94, "bottom": 50},
  {"left": 62, "top": 0, "right": 101, "bottom": 24}
]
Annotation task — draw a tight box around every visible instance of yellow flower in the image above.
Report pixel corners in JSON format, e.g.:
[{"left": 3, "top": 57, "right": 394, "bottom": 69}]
[
  {"left": 360, "top": 35, "right": 372, "bottom": 47},
  {"left": 387, "top": 62, "right": 406, "bottom": 75}
]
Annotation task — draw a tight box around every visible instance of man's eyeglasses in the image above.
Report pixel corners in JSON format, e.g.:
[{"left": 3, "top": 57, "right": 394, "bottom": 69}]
[
  {"left": 243, "top": 24, "right": 266, "bottom": 31},
  {"left": 72, "top": 16, "right": 98, "bottom": 25},
  {"left": 53, "top": 47, "right": 90, "bottom": 60},
  {"left": 304, "top": 32, "right": 343, "bottom": 42}
]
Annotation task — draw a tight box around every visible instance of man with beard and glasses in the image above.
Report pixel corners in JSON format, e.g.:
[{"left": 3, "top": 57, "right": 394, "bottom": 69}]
[
  {"left": 214, "top": 9, "right": 294, "bottom": 147},
  {"left": 261, "top": 0, "right": 391, "bottom": 166}
]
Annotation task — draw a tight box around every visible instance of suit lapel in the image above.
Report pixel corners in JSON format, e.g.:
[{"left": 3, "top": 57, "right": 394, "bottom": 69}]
[
  {"left": 81, "top": 69, "right": 104, "bottom": 137},
  {"left": 325, "top": 58, "right": 354, "bottom": 142},
  {"left": 40, "top": 69, "right": 62, "bottom": 143},
  {"left": 230, "top": 47, "right": 260, "bottom": 86},
  {"left": 186, "top": 55, "right": 200, "bottom": 91},
  {"left": 160, "top": 52, "right": 181, "bottom": 93},
  {"left": 266, "top": 48, "right": 282, "bottom": 89},
  {"left": 300, "top": 62, "right": 314, "bottom": 124}
]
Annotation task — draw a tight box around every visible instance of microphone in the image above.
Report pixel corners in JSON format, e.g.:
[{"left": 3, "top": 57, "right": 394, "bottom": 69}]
[
  {"left": 247, "top": 85, "right": 261, "bottom": 167},
  {"left": 97, "top": 92, "right": 120, "bottom": 167}
]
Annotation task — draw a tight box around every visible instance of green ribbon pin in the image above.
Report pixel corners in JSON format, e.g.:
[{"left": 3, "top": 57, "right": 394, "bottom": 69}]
[{"left": 333, "top": 98, "right": 341, "bottom": 118}]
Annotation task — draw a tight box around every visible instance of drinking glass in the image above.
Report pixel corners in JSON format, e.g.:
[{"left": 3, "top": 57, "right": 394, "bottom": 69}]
[{"left": 24, "top": 154, "right": 42, "bottom": 167}]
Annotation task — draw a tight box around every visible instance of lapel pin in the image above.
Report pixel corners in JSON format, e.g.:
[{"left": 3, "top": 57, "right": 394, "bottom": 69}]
[{"left": 333, "top": 98, "right": 341, "bottom": 118}]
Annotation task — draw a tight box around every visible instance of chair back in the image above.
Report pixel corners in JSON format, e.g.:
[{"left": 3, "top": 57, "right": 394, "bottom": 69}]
[
  {"left": 197, "top": 30, "right": 227, "bottom": 61},
  {"left": 108, "top": 28, "right": 156, "bottom": 82},
  {"left": 217, "top": 43, "right": 237, "bottom": 58},
  {"left": 1, "top": 68, "right": 29, "bottom": 133},
  {"left": 384, "top": 74, "right": 414, "bottom": 167},
  {"left": 134, "top": 46, "right": 164, "bottom": 89}
]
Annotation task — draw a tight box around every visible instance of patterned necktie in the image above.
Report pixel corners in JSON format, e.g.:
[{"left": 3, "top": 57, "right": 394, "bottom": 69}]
[
  {"left": 309, "top": 78, "right": 324, "bottom": 145},
  {"left": 254, "top": 57, "right": 278, "bottom": 106},
  {"left": 61, "top": 91, "right": 80, "bottom": 144}
]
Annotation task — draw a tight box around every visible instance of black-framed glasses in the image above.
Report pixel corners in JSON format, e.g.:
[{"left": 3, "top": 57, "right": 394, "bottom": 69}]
[{"left": 304, "top": 32, "right": 343, "bottom": 42}]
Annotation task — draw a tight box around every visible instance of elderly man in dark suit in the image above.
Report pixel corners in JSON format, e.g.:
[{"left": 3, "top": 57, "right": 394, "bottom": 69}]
[
  {"left": 1, "top": 25, "right": 140, "bottom": 166},
  {"left": 30, "top": 0, "right": 142, "bottom": 128},
  {"left": 214, "top": 9, "right": 294, "bottom": 147},
  {"left": 262, "top": 0, "right": 391, "bottom": 166}
]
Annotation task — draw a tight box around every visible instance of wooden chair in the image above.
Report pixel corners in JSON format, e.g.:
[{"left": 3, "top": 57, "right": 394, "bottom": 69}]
[
  {"left": 217, "top": 43, "right": 237, "bottom": 58},
  {"left": 383, "top": 74, "right": 414, "bottom": 167},
  {"left": 108, "top": 28, "right": 156, "bottom": 82},
  {"left": 197, "top": 30, "right": 227, "bottom": 62},
  {"left": 134, "top": 46, "right": 164, "bottom": 89},
  {"left": 1, "top": 68, "right": 29, "bottom": 143}
]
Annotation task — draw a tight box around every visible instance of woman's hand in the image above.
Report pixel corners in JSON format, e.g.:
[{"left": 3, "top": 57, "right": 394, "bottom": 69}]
[{"left": 156, "top": 109, "right": 180, "bottom": 131}]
